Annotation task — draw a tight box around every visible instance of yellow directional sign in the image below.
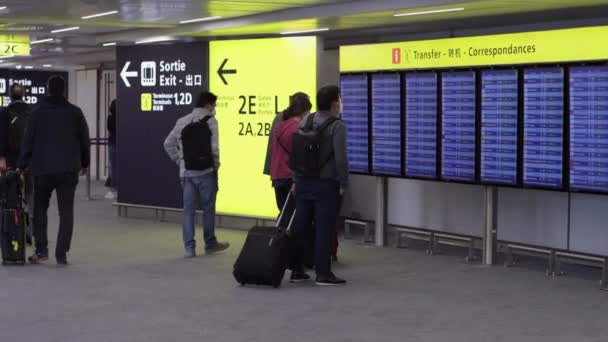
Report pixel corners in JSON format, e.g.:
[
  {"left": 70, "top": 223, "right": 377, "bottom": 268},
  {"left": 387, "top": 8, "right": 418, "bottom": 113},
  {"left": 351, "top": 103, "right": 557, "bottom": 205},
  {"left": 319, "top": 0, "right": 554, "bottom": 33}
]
[
  {"left": 210, "top": 37, "right": 318, "bottom": 218},
  {"left": 341, "top": 25, "right": 608, "bottom": 72},
  {"left": 0, "top": 34, "right": 30, "bottom": 56}
]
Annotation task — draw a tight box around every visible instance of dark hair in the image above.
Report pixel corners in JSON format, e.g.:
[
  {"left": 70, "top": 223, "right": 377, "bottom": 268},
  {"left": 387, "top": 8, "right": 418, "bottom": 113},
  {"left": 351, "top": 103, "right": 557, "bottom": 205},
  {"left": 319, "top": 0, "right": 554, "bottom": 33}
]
[
  {"left": 9, "top": 83, "right": 24, "bottom": 101},
  {"left": 48, "top": 76, "right": 66, "bottom": 97},
  {"left": 283, "top": 92, "right": 312, "bottom": 120},
  {"left": 196, "top": 91, "right": 217, "bottom": 108},
  {"left": 316, "top": 85, "right": 341, "bottom": 111},
  {"left": 109, "top": 99, "right": 116, "bottom": 115}
]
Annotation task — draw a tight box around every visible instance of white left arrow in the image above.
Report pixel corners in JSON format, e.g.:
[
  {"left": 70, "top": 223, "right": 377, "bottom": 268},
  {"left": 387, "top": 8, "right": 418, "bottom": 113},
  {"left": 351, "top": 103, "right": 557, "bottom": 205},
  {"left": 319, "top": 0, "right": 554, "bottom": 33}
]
[{"left": 120, "top": 61, "right": 138, "bottom": 87}]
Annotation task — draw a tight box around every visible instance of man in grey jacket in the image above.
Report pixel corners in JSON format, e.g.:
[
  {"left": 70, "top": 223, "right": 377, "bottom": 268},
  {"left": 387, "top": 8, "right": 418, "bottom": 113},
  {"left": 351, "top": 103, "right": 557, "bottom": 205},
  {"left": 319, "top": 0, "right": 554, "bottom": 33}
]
[
  {"left": 164, "top": 91, "right": 229, "bottom": 257},
  {"left": 291, "top": 85, "right": 349, "bottom": 286}
]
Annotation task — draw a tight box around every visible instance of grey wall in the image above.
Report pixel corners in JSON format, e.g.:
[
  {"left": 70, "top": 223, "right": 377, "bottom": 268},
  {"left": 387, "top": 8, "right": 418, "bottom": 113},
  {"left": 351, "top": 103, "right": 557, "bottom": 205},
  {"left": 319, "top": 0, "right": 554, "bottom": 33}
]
[
  {"left": 570, "top": 193, "right": 608, "bottom": 256},
  {"left": 497, "top": 188, "right": 569, "bottom": 249},
  {"left": 387, "top": 179, "right": 485, "bottom": 237}
]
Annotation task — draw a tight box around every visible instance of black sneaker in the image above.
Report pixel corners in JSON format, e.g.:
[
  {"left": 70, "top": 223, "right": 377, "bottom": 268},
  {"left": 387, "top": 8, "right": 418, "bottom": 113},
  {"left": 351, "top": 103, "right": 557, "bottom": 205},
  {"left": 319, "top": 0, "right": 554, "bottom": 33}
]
[
  {"left": 28, "top": 253, "right": 49, "bottom": 264},
  {"left": 290, "top": 271, "right": 311, "bottom": 283},
  {"left": 56, "top": 257, "right": 69, "bottom": 267},
  {"left": 205, "top": 242, "right": 230, "bottom": 254},
  {"left": 315, "top": 272, "right": 346, "bottom": 286}
]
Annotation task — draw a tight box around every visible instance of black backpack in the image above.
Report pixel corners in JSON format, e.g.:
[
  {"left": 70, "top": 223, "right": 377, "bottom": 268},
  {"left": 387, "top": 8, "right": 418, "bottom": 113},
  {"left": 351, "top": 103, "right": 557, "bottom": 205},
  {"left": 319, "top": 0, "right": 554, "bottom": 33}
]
[
  {"left": 181, "top": 116, "right": 214, "bottom": 171},
  {"left": 289, "top": 114, "right": 337, "bottom": 178},
  {"left": 8, "top": 105, "right": 30, "bottom": 157}
]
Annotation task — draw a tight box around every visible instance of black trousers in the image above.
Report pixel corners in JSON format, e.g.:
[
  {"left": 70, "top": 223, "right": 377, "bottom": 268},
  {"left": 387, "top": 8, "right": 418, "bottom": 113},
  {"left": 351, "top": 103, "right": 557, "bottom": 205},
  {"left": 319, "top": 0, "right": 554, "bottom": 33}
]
[{"left": 33, "top": 173, "right": 78, "bottom": 258}]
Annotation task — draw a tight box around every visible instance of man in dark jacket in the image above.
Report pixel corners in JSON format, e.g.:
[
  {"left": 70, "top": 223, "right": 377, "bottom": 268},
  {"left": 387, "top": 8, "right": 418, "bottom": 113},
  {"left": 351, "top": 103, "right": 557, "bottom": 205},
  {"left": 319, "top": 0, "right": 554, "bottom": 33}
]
[
  {"left": 0, "top": 84, "right": 30, "bottom": 170},
  {"left": 291, "top": 85, "right": 349, "bottom": 286},
  {"left": 19, "top": 76, "right": 90, "bottom": 266},
  {"left": 0, "top": 83, "right": 34, "bottom": 243}
]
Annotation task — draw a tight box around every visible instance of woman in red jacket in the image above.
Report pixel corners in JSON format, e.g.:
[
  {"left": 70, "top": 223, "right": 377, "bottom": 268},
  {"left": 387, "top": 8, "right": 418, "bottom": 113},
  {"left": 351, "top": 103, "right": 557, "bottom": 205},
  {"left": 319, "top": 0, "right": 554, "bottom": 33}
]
[{"left": 270, "top": 92, "right": 312, "bottom": 212}]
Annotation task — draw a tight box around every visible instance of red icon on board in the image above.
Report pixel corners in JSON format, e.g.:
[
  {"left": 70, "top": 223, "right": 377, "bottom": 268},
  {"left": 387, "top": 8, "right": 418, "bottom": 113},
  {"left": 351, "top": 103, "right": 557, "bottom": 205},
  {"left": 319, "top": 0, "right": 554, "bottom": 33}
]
[{"left": 392, "top": 48, "right": 401, "bottom": 64}]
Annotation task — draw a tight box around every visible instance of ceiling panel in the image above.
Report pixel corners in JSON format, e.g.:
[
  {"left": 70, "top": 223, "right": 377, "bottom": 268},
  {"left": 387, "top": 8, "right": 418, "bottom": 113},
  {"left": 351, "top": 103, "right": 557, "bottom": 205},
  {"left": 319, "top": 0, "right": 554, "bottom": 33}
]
[
  {"left": 189, "top": 0, "right": 608, "bottom": 36},
  {"left": 5, "top": 0, "right": 608, "bottom": 67}
]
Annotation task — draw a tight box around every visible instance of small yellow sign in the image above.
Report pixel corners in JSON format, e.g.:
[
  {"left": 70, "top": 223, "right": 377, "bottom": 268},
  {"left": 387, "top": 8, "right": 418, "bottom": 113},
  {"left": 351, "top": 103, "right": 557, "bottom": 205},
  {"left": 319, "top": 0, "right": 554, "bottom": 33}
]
[
  {"left": 341, "top": 25, "right": 608, "bottom": 72},
  {"left": 141, "top": 93, "right": 152, "bottom": 111},
  {"left": 0, "top": 34, "right": 30, "bottom": 56}
]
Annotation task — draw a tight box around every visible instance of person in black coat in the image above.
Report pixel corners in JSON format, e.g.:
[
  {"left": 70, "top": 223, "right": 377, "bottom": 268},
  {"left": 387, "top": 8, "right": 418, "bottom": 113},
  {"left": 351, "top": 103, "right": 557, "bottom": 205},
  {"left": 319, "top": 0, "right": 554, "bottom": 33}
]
[{"left": 19, "top": 76, "right": 90, "bottom": 266}]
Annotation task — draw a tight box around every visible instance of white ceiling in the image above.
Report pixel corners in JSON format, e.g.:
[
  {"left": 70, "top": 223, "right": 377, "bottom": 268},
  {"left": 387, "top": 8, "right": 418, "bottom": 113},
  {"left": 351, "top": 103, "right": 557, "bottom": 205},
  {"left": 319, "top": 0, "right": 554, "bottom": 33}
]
[{"left": 2, "top": 0, "right": 608, "bottom": 68}]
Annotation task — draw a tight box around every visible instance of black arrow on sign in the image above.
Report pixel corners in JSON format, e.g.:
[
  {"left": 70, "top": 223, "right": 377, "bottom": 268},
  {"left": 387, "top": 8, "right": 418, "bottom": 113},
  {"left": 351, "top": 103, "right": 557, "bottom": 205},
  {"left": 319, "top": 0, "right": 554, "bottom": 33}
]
[{"left": 217, "top": 58, "right": 237, "bottom": 85}]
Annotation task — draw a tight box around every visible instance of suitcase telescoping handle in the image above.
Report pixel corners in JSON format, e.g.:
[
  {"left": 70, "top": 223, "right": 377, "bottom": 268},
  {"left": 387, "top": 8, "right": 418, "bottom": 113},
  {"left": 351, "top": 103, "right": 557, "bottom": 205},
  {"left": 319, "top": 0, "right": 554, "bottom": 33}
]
[{"left": 276, "top": 192, "right": 296, "bottom": 232}]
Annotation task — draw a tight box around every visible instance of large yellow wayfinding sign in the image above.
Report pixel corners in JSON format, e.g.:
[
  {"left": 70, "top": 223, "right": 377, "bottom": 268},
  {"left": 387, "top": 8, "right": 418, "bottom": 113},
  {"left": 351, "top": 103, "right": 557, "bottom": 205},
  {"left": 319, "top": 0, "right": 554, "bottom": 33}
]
[
  {"left": 210, "top": 37, "right": 317, "bottom": 218},
  {"left": 341, "top": 25, "right": 608, "bottom": 72}
]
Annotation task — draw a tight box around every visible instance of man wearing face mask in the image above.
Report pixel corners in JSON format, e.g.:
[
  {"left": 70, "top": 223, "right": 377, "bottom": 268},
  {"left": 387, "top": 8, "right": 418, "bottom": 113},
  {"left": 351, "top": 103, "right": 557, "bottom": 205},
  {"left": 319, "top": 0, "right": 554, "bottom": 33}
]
[
  {"left": 164, "top": 91, "right": 229, "bottom": 258},
  {"left": 290, "top": 85, "right": 349, "bottom": 286}
]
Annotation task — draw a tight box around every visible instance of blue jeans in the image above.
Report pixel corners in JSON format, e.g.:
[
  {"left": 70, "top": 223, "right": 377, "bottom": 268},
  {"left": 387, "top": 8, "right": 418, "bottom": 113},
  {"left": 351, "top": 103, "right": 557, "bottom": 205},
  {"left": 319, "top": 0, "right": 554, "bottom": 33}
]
[
  {"left": 181, "top": 173, "right": 218, "bottom": 251},
  {"left": 292, "top": 178, "right": 340, "bottom": 276}
]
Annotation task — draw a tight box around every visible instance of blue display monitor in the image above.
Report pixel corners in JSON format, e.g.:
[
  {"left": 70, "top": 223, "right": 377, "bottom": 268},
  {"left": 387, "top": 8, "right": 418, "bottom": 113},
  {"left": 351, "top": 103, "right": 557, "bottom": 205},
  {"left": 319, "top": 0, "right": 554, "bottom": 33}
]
[
  {"left": 441, "top": 71, "right": 477, "bottom": 182},
  {"left": 480, "top": 70, "right": 519, "bottom": 185},
  {"left": 341, "top": 74, "right": 370, "bottom": 173},
  {"left": 569, "top": 66, "right": 608, "bottom": 192},
  {"left": 405, "top": 73, "right": 438, "bottom": 178},
  {"left": 523, "top": 68, "right": 564, "bottom": 189},
  {"left": 371, "top": 73, "right": 402, "bottom": 175}
]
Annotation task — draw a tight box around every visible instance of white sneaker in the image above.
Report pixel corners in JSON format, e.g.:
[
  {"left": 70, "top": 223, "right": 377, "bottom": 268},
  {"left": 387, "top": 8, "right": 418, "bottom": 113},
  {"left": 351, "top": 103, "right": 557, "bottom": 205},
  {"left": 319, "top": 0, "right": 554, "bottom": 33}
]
[{"left": 104, "top": 191, "right": 115, "bottom": 200}]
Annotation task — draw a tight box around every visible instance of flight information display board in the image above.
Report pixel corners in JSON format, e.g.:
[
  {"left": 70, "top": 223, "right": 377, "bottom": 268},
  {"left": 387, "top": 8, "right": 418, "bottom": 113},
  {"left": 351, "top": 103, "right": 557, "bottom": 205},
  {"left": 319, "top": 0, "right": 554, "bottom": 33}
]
[
  {"left": 341, "top": 74, "right": 370, "bottom": 173},
  {"left": 480, "top": 69, "right": 519, "bottom": 185},
  {"left": 371, "top": 73, "right": 402, "bottom": 175},
  {"left": 405, "top": 73, "right": 438, "bottom": 178},
  {"left": 441, "top": 71, "right": 477, "bottom": 182},
  {"left": 569, "top": 66, "right": 608, "bottom": 192},
  {"left": 523, "top": 68, "right": 564, "bottom": 189}
]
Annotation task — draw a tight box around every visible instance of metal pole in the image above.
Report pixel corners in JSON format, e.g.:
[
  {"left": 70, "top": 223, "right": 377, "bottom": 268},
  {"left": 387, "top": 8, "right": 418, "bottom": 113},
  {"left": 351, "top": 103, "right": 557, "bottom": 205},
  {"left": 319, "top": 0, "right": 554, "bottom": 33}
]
[
  {"left": 483, "top": 186, "right": 496, "bottom": 265},
  {"left": 375, "top": 176, "right": 387, "bottom": 247}
]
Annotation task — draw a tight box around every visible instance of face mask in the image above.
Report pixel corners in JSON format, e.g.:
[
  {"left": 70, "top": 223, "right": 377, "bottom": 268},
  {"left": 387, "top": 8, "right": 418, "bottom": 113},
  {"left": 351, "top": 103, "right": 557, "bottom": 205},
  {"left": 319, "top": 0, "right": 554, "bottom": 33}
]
[{"left": 339, "top": 102, "right": 344, "bottom": 116}]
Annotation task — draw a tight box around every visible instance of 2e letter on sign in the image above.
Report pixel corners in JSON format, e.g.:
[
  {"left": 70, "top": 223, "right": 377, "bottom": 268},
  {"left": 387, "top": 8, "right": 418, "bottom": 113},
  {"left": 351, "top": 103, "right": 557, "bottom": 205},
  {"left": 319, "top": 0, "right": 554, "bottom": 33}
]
[{"left": 239, "top": 96, "right": 257, "bottom": 115}]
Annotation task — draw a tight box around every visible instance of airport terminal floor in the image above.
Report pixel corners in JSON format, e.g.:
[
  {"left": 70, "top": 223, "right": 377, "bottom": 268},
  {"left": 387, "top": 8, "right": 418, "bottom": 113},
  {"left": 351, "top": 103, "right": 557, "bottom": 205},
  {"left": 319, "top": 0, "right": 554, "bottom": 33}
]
[{"left": 1, "top": 182, "right": 606, "bottom": 342}]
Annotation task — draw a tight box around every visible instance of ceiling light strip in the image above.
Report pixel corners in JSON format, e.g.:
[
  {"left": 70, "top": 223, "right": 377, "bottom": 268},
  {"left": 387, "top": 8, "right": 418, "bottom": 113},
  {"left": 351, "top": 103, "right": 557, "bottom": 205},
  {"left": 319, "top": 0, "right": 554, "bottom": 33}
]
[
  {"left": 82, "top": 10, "right": 118, "bottom": 20},
  {"left": 31, "top": 38, "right": 54, "bottom": 44},
  {"left": 51, "top": 26, "right": 80, "bottom": 34},
  {"left": 394, "top": 7, "right": 464, "bottom": 17},
  {"left": 179, "top": 16, "right": 222, "bottom": 24},
  {"left": 103, "top": 42, "right": 117, "bottom": 47}
]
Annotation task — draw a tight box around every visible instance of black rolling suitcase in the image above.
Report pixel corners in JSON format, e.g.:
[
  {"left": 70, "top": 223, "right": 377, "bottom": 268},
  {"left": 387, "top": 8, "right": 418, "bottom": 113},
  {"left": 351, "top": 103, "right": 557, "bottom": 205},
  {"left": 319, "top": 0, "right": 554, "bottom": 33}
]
[
  {"left": 233, "top": 193, "right": 296, "bottom": 288},
  {"left": 0, "top": 171, "right": 26, "bottom": 266}
]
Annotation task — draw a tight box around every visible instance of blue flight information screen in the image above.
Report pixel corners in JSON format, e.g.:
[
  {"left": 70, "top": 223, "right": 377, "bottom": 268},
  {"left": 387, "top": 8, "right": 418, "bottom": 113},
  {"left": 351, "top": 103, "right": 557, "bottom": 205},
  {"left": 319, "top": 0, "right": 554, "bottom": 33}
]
[
  {"left": 341, "top": 74, "right": 370, "bottom": 173},
  {"left": 371, "top": 74, "right": 402, "bottom": 175},
  {"left": 569, "top": 66, "right": 608, "bottom": 192},
  {"left": 481, "top": 70, "right": 519, "bottom": 185},
  {"left": 441, "top": 71, "right": 477, "bottom": 182},
  {"left": 405, "top": 73, "right": 438, "bottom": 178},
  {"left": 523, "top": 68, "right": 564, "bottom": 189}
]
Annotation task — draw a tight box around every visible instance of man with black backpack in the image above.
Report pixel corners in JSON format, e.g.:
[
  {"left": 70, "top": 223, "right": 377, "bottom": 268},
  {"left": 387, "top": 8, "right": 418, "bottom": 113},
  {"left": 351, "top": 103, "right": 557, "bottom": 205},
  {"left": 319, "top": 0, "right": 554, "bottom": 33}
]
[
  {"left": 290, "top": 85, "right": 349, "bottom": 286},
  {"left": 164, "top": 91, "right": 229, "bottom": 258},
  {"left": 0, "top": 83, "right": 33, "bottom": 244}
]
